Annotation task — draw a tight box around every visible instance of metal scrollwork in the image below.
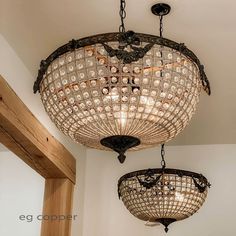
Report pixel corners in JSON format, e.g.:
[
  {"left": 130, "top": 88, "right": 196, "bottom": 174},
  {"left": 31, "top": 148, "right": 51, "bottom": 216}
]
[
  {"left": 192, "top": 174, "right": 211, "bottom": 193},
  {"left": 102, "top": 31, "right": 154, "bottom": 64},
  {"left": 137, "top": 169, "right": 162, "bottom": 189}
]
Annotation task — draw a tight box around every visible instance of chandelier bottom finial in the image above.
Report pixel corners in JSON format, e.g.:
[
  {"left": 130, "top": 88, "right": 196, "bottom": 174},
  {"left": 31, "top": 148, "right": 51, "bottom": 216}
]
[{"left": 100, "top": 135, "right": 140, "bottom": 163}]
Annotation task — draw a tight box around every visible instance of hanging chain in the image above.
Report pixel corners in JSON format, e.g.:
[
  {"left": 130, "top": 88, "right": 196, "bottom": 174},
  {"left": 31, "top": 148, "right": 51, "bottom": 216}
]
[
  {"left": 161, "top": 144, "right": 166, "bottom": 169},
  {"left": 119, "top": 0, "right": 126, "bottom": 33},
  {"left": 159, "top": 15, "right": 163, "bottom": 38}
]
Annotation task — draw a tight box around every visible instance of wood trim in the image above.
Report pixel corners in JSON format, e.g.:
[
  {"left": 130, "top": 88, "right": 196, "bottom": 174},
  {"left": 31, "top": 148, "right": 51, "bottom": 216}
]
[
  {"left": 41, "top": 179, "right": 75, "bottom": 236},
  {"left": 0, "top": 75, "right": 76, "bottom": 183}
]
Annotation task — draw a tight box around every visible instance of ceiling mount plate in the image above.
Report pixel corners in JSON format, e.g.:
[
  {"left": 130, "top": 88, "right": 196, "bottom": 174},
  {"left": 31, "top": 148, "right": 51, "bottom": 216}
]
[{"left": 151, "top": 3, "right": 171, "bottom": 16}]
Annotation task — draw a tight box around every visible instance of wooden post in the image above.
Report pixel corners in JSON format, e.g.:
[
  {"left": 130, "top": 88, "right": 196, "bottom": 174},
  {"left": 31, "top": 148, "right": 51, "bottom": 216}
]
[{"left": 41, "top": 179, "right": 75, "bottom": 236}]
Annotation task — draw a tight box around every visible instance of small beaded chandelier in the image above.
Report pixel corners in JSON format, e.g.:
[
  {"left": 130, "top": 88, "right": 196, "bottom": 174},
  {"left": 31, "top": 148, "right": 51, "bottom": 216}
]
[
  {"left": 118, "top": 145, "right": 211, "bottom": 232},
  {"left": 34, "top": 2, "right": 211, "bottom": 163}
]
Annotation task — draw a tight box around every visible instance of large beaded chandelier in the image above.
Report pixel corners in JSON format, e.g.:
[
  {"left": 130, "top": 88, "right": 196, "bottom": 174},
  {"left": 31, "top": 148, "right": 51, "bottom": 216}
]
[
  {"left": 34, "top": 2, "right": 211, "bottom": 163},
  {"left": 118, "top": 145, "right": 211, "bottom": 232}
]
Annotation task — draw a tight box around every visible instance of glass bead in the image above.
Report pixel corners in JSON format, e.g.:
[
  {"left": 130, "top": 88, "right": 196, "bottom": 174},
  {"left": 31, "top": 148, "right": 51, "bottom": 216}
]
[
  {"left": 79, "top": 73, "right": 85, "bottom": 79},
  {"left": 73, "top": 106, "right": 79, "bottom": 112},
  {"left": 94, "top": 99, "right": 100, "bottom": 105},
  {"left": 151, "top": 91, "right": 157, "bottom": 96},
  {"left": 156, "top": 51, "right": 161, "bottom": 57},
  {"left": 77, "top": 63, "right": 84, "bottom": 70},
  {"left": 80, "top": 82, "right": 86, "bottom": 88},
  {"left": 148, "top": 98, "right": 155, "bottom": 106},
  {"left": 122, "top": 87, "right": 128, "bottom": 93},
  {"left": 138, "top": 107, "right": 144, "bottom": 112},
  {"left": 89, "top": 71, "right": 96, "bottom": 77},
  {"left": 98, "top": 69, "right": 104, "bottom": 76},
  {"left": 154, "top": 79, "right": 160, "bottom": 87},
  {"left": 87, "top": 50, "right": 93, "bottom": 57},
  {"left": 69, "top": 98, "right": 75, "bottom": 104},
  {"left": 130, "top": 97, "right": 137, "bottom": 103},
  {"left": 130, "top": 105, "right": 136, "bottom": 111},
  {"left": 134, "top": 67, "right": 141, "bottom": 74},
  {"left": 122, "top": 96, "right": 128, "bottom": 102},
  {"left": 122, "top": 77, "right": 128, "bottom": 83},
  {"left": 105, "top": 106, "right": 111, "bottom": 112},
  {"left": 90, "top": 109, "right": 96, "bottom": 115},
  {"left": 142, "top": 89, "right": 148, "bottom": 95},
  {"left": 68, "top": 65, "right": 74, "bottom": 72},
  {"left": 163, "top": 83, "right": 169, "bottom": 89},
  {"left": 62, "top": 79, "right": 68, "bottom": 85},
  {"left": 84, "top": 111, "right": 89, "bottom": 116},
  {"left": 163, "top": 103, "right": 170, "bottom": 110},
  {"left": 99, "top": 48, "right": 106, "bottom": 55},
  {"left": 59, "top": 58, "right": 65, "bottom": 65},
  {"left": 79, "top": 103, "right": 85, "bottom": 109},
  {"left": 160, "top": 92, "right": 166, "bottom": 98},
  {"left": 86, "top": 101, "right": 92, "bottom": 106},
  {"left": 180, "top": 79, "right": 185, "bottom": 85},
  {"left": 174, "top": 76, "right": 179, "bottom": 83},
  {"left": 171, "top": 86, "right": 176, "bottom": 92},
  {"left": 155, "top": 71, "right": 161, "bottom": 77},
  {"left": 71, "top": 75, "right": 77, "bottom": 82},
  {"left": 146, "top": 59, "right": 152, "bottom": 66},
  {"left": 182, "top": 68, "right": 187, "bottom": 74},
  {"left": 83, "top": 92, "right": 89, "bottom": 98},
  {"left": 143, "top": 78, "right": 149, "bottom": 84},
  {"left": 143, "top": 69, "right": 149, "bottom": 75},
  {"left": 152, "top": 108, "right": 158, "bottom": 115},
  {"left": 102, "top": 88, "right": 109, "bottom": 95},
  {"left": 111, "top": 87, "right": 118, "bottom": 94},
  {"left": 121, "top": 104, "right": 128, "bottom": 111},
  {"left": 54, "top": 72, "right": 59, "bottom": 79},
  {"left": 67, "top": 55, "right": 73, "bottom": 62},
  {"left": 65, "top": 88, "right": 71, "bottom": 94},
  {"left": 113, "top": 106, "right": 120, "bottom": 111},
  {"left": 177, "top": 88, "right": 183, "bottom": 95},
  {"left": 56, "top": 82, "right": 62, "bottom": 88},
  {"left": 165, "top": 73, "right": 171, "bottom": 79},
  {"left": 134, "top": 78, "right": 140, "bottom": 84},
  {"left": 176, "top": 67, "right": 181, "bottom": 73},
  {"left": 168, "top": 53, "right": 173, "bottom": 59},
  {"left": 111, "top": 77, "right": 118, "bottom": 83},
  {"left": 76, "top": 95, "right": 82, "bottom": 101},
  {"left": 99, "top": 58, "right": 105, "bottom": 65},
  {"left": 122, "top": 66, "right": 129, "bottom": 73},
  {"left": 111, "top": 66, "right": 117, "bottom": 73},
  {"left": 90, "top": 80, "right": 97, "bottom": 86}
]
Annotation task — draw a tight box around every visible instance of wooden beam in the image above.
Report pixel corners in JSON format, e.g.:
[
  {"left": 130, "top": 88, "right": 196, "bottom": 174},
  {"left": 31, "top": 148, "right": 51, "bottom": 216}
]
[
  {"left": 0, "top": 75, "right": 76, "bottom": 183},
  {"left": 41, "top": 179, "right": 74, "bottom": 236}
]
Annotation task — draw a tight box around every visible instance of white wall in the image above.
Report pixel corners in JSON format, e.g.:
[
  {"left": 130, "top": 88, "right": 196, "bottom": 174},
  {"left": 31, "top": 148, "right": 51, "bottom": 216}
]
[
  {"left": 0, "top": 34, "right": 87, "bottom": 236},
  {"left": 0, "top": 150, "right": 44, "bottom": 236},
  {"left": 83, "top": 145, "right": 236, "bottom": 236}
]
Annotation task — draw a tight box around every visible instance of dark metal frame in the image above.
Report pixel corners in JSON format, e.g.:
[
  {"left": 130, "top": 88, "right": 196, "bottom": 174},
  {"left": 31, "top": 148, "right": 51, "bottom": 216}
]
[
  {"left": 34, "top": 32, "right": 211, "bottom": 95},
  {"left": 118, "top": 168, "right": 211, "bottom": 195}
]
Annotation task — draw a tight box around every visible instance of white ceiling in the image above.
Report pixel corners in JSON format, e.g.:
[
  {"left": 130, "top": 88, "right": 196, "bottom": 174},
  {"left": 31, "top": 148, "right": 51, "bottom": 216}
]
[{"left": 0, "top": 0, "right": 235, "bottom": 145}]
